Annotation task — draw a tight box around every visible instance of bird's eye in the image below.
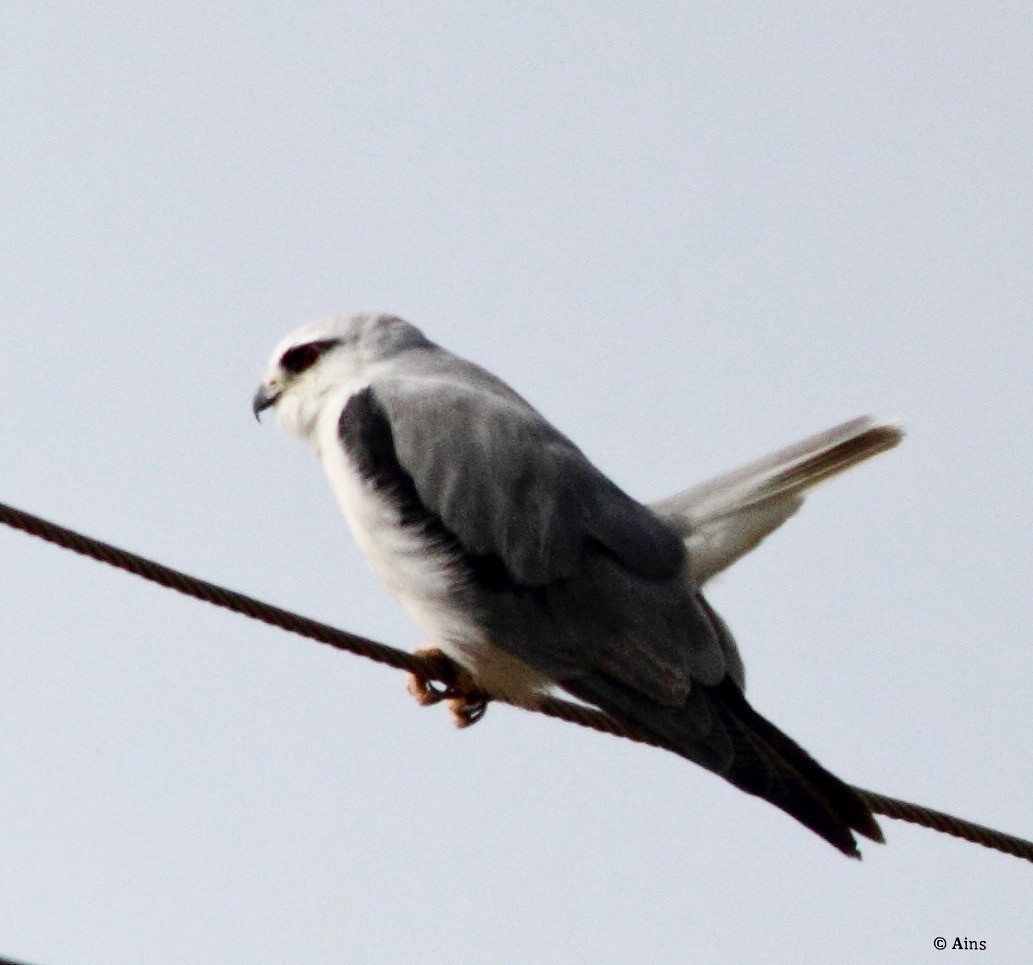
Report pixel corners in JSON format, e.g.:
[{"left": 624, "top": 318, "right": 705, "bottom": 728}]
[{"left": 280, "top": 341, "right": 327, "bottom": 375}]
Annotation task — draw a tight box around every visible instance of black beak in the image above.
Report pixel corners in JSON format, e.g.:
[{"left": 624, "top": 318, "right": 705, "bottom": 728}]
[{"left": 252, "top": 385, "right": 280, "bottom": 421}]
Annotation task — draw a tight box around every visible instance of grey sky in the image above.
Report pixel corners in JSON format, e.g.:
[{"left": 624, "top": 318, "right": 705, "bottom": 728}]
[{"left": 2, "top": 3, "right": 1030, "bottom": 963}]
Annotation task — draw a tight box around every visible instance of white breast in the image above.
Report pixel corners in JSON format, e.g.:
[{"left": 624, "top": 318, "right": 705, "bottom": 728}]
[{"left": 314, "top": 390, "right": 549, "bottom": 704}]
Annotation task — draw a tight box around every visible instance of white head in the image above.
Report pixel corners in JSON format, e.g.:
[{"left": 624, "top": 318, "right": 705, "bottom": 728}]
[{"left": 253, "top": 313, "right": 430, "bottom": 441}]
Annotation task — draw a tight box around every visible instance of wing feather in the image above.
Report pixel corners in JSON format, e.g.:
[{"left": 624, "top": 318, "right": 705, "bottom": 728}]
[
  {"left": 343, "top": 349, "right": 882, "bottom": 853},
  {"left": 361, "top": 354, "right": 724, "bottom": 703},
  {"left": 372, "top": 362, "right": 684, "bottom": 586}
]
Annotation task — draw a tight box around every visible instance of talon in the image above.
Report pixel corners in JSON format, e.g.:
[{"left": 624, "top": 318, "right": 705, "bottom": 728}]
[
  {"left": 406, "top": 646, "right": 457, "bottom": 708},
  {"left": 448, "top": 693, "right": 490, "bottom": 728},
  {"left": 406, "top": 646, "right": 491, "bottom": 726},
  {"left": 406, "top": 671, "right": 447, "bottom": 706}
]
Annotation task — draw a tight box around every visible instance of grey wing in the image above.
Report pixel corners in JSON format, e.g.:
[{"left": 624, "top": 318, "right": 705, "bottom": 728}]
[
  {"left": 652, "top": 416, "right": 903, "bottom": 585},
  {"left": 363, "top": 368, "right": 882, "bottom": 854},
  {"left": 368, "top": 363, "right": 727, "bottom": 701},
  {"left": 373, "top": 367, "right": 685, "bottom": 585}
]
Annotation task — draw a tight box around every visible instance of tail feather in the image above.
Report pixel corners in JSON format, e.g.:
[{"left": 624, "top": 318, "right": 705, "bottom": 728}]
[
  {"left": 651, "top": 416, "right": 904, "bottom": 585},
  {"left": 562, "top": 672, "right": 882, "bottom": 857},
  {"left": 713, "top": 679, "right": 884, "bottom": 849}
]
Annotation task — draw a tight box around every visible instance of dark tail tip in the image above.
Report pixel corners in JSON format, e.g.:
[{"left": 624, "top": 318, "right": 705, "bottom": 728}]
[
  {"left": 715, "top": 680, "right": 883, "bottom": 857},
  {"left": 854, "top": 806, "right": 885, "bottom": 844}
]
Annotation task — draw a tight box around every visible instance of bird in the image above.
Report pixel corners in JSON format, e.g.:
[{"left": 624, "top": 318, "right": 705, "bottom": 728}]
[{"left": 254, "top": 312, "right": 902, "bottom": 858}]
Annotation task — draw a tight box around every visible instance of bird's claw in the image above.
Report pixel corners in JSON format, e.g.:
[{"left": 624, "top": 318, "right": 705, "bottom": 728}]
[
  {"left": 406, "top": 647, "right": 491, "bottom": 727},
  {"left": 446, "top": 693, "right": 489, "bottom": 728},
  {"left": 406, "top": 672, "right": 448, "bottom": 706}
]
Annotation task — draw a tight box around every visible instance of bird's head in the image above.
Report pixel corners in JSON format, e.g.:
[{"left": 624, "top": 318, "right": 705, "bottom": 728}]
[{"left": 253, "top": 313, "right": 430, "bottom": 441}]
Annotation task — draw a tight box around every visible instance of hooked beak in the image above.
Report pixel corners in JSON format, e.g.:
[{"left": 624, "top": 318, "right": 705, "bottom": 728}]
[{"left": 252, "top": 384, "right": 281, "bottom": 421}]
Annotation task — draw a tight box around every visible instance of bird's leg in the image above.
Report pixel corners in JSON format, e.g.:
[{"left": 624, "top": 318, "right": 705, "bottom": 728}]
[{"left": 406, "top": 647, "right": 491, "bottom": 728}]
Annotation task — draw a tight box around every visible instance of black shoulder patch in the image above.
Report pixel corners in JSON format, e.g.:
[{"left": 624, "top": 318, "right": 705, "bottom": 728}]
[
  {"left": 338, "top": 387, "right": 422, "bottom": 527},
  {"left": 339, "top": 388, "right": 396, "bottom": 480},
  {"left": 337, "top": 386, "right": 521, "bottom": 592}
]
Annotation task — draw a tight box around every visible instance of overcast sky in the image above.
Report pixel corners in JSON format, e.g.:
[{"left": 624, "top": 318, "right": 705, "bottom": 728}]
[{"left": 2, "top": 3, "right": 1031, "bottom": 963}]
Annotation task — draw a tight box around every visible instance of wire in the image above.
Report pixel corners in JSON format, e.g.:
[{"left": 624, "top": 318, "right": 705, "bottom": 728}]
[{"left": 1, "top": 499, "right": 1029, "bottom": 863}]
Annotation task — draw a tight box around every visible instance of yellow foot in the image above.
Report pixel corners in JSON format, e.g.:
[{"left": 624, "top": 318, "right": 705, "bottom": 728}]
[{"left": 406, "top": 647, "right": 491, "bottom": 727}]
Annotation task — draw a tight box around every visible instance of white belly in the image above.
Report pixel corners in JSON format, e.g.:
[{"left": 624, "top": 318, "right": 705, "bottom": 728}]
[{"left": 316, "top": 403, "right": 549, "bottom": 704}]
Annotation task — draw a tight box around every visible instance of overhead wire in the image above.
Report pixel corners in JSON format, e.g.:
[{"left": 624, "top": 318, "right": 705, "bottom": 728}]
[{"left": 1, "top": 499, "right": 1029, "bottom": 863}]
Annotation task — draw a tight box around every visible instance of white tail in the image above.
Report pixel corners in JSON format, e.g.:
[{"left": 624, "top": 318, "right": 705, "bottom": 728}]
[{"left": 651, "top": 417, "right": 903, "bottom": 586}]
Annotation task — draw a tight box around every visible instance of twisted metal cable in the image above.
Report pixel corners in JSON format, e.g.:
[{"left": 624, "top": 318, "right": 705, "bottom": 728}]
[{"left": 2, "top": 500, "right": 1030, "bottom": 864}]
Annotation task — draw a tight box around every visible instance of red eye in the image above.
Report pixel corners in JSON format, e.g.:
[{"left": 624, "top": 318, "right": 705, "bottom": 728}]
[{"left": 280, "top": 342, "right": 322, "bottom": 374}]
